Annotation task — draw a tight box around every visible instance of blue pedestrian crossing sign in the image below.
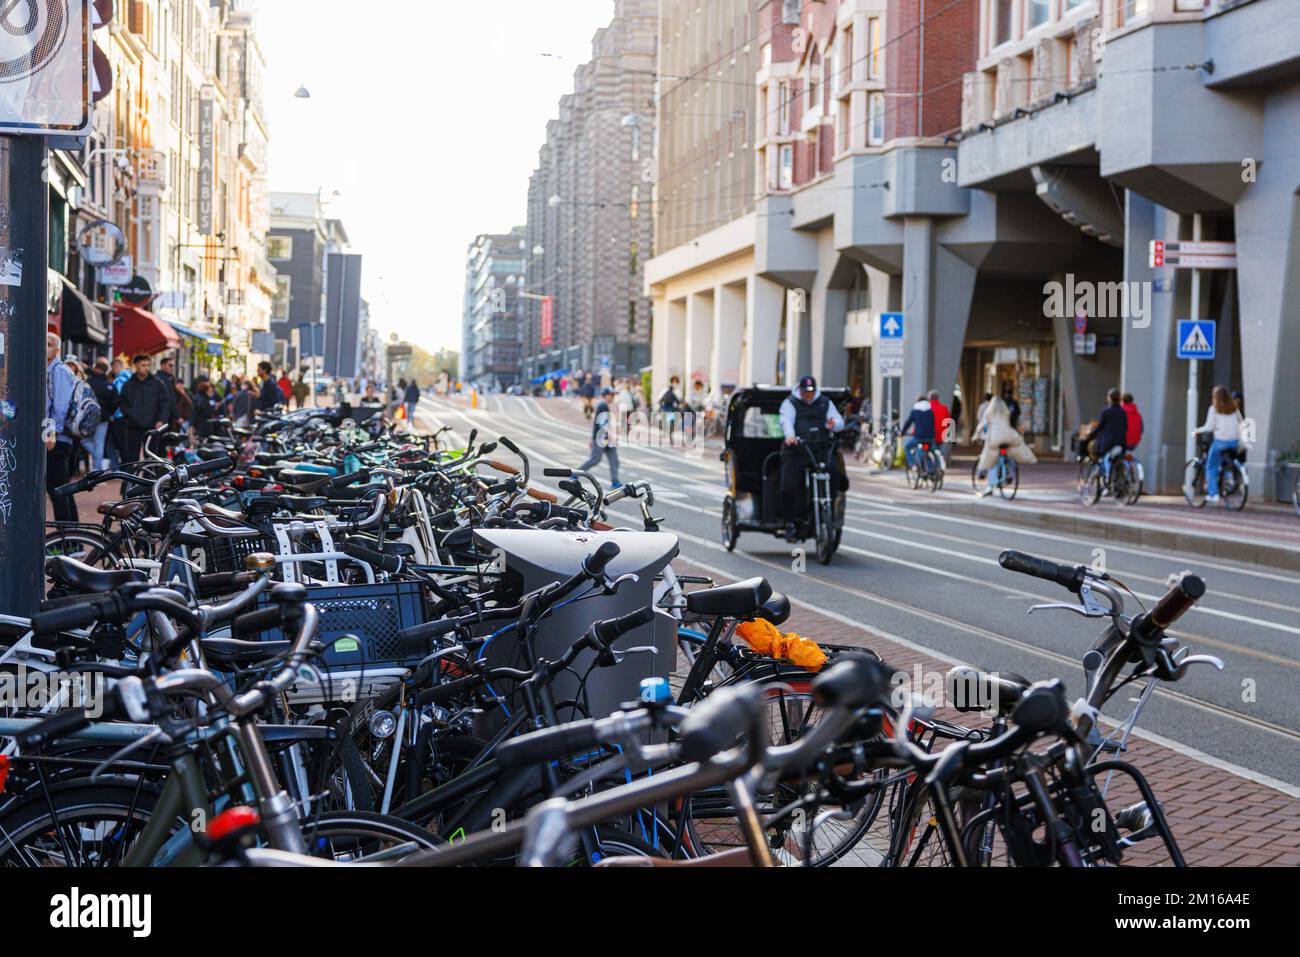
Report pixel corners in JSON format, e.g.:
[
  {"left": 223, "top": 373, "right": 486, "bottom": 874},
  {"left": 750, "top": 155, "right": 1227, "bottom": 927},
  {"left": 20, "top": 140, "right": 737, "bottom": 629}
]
[
  {"left": 1177, "top": 320, "right": 1216, "bottom": 360},
  {"left": 880, "top": 313, "right": 904, "bottom": 340}
]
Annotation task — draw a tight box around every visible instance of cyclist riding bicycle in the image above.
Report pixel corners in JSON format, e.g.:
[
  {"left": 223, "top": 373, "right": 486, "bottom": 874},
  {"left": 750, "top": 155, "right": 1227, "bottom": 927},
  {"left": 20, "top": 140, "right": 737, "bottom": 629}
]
[
  {"left": 1083, "top": 388, "right": 1128, "bottom": 489},
  {"left": 779, "top": 376, "right": 845, "bottom": 543},
  {"left": 900, "top": 395, "right": 936, "bottom": 474},
  {"left": 1191, "top": 385, "right": 1244, "bottom": 505}
]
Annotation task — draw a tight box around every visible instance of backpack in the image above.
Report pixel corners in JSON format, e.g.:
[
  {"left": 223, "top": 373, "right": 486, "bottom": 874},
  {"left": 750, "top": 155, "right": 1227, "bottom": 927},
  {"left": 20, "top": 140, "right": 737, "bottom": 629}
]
[{"left": 68, "top": 378, "right": 102, "bottom": 438}]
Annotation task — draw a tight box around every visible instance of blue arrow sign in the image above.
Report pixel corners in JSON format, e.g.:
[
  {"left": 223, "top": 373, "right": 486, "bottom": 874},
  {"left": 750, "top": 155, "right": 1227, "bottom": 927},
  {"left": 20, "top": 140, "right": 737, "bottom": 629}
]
[
  {"left": 880, "top": 313, "right": 904, "bottom": 340},
  {"left": 1176, "top": 320, "right": 1216, "bottom": 360}
]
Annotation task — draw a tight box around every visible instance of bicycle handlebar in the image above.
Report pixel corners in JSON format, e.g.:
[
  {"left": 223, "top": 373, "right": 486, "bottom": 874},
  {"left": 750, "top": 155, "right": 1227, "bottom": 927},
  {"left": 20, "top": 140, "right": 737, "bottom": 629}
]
[{"left": 998, "top": 549, "right": 1088, "bottom": 593}]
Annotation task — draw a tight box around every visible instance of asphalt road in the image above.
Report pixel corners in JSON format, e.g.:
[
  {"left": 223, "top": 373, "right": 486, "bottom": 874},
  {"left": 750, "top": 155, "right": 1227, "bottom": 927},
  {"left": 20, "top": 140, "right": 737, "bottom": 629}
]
[{"left": 423, "top": 394, "right": 1300, "bottom": 790}]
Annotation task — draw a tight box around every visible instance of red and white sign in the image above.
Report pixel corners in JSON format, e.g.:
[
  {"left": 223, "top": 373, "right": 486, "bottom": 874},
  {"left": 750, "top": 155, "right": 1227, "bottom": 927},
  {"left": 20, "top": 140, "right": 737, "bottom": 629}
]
[
  {"left": 1149, "top": 240, "right": 1237, "bottom": 270},
  {"left": 539, "top": 296, "right": 554, "bottom": 348}
]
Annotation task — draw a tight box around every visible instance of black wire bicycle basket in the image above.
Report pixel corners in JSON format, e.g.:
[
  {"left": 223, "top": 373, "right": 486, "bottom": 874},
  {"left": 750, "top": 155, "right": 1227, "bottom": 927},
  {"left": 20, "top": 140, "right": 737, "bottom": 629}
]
[
  {"left": 257, "top": 581, "right": 429, "bottom": 670},
  {"left": 201, "top": 533, "right": 279, "bottom": 574}
]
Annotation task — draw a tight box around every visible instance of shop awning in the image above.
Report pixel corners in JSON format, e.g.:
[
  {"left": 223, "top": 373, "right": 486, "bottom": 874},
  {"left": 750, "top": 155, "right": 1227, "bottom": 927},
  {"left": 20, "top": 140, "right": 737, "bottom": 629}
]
[
  {"left": 113, "top": 304, "right": 181, "bottom": 359},
  {"left": 59, "top": 282, "right": 109, "bottom": 347}
]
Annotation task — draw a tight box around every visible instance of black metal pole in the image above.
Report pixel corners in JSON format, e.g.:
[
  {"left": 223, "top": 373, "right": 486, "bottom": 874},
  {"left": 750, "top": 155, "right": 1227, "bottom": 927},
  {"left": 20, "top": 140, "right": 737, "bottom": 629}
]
[{"left": 0, "top": 135, "right": 50, "bottom": 618}]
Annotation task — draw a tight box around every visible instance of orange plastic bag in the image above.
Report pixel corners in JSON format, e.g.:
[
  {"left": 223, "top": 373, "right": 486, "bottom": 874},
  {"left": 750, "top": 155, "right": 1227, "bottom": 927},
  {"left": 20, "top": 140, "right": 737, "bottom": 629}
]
[{"left": 735, "top": 619, "right": 827, "bottom": 671}]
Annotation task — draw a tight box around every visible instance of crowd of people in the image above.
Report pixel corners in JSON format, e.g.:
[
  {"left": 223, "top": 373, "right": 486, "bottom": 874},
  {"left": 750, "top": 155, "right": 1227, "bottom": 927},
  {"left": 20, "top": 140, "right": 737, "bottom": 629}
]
[{"left": 41, "top": 336, "right": 365, "bottom": 522}]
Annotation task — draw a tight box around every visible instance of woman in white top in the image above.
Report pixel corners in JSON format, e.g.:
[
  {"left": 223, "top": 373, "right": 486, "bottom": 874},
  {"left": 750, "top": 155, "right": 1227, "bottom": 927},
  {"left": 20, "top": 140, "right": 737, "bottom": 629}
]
[
  {"left": 1191, "top": 385, "right": 1243, "bottom": 503},
  {"left": 974, "top": 396, "right": 1038, "bottom": 496}
]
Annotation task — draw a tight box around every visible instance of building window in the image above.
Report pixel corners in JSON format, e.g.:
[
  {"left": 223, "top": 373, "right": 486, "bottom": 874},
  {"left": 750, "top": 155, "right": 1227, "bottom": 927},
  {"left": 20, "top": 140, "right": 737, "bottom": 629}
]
[
  {"left": 777, "top": 81, "right": 790, "bottom": 133},
  {"left": 1026, "top": 0, "right": 1051, "bottom": 29},
  {"left": 842, "top": 25, "right": 854, "bottom": 85},
  {"left": 993, "top": 0, "right": 1014, "bottom": 47},
  {"left": 829, "top": 35, "right": 840, "bottom": 97},
  {"left": 778, "top": 144, "right": 794, "bottom": 190},
  {"left": 868, "top": 93, "right": 885, "bottom": 145},
  {"left": 272, "top": 276, "right": 291, "bottom": 321},
  {"left": 867, "top": 18, "right": 882, "bottom": 79},
  {"left": 267, "top": 236, "right": 293, "bottom": 260},
  {"left": 806, "top": 47, "right": 821, "bottom": 114},
  {"left": 630, "top": 240, "right": 639, "bottom": 275},
  {"left": 628, "top": 301, "right": 638, "bottom": 335},
  {"left": 630, "top": 185, "right": 640, "bottom": 219}
]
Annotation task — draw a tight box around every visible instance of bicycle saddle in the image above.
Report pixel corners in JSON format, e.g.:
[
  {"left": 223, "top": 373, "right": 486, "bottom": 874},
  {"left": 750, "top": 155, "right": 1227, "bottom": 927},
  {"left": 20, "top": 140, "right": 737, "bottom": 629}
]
[
  {"left": 686, "top": 577, "right": 773, "bottom": 619},
  {"left": 345, "top": 536, "right": 416, "bottom": 559},
  {"left": 278, "top": 471, "right": 334, "bottom": 493},
  {"left": 45, "top": 556, "right": 147, "bottom": 594},
  {"left": 202, "top": 503, "right": 247, "bottom": 523},
  {"left": 944, "top": 667, "right": 1031, "bottom": 716},
  {"left": 278, "top": 495, "right": 329, "bottom": 513},
  {"left": 755, "top": 591, "right": 791, "bottom": 626},
  {"left": 97, "top": 501, "right": 146, "bottom": 519}
]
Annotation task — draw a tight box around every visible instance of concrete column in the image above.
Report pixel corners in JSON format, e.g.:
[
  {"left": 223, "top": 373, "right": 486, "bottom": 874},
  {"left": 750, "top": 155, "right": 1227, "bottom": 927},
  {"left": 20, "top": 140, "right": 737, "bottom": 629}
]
[
  {"left": 656, "top": 297, "right": 688, "bottom": 397},
  {"left": 809, "top": 231, "right": 848, "bottom": 387},
  {"left": 685, "top": 290, "right": 715, "bottom": 389},
  {"left": 1234, "top": 159, "right": 1300, "bottom": 498},
  {"left": 745, "top": 274, "right": 784, "bottom": 386},
  {"left": 1120, "top": 194, "right": 1192, "bottom": 493},
  {"left": 901, "top": 217, "right": 977, "bottom": 407},
  {"left": 713, "top": 282, "right": 745, "bottom": 389},
  {"left": 787, "top": 289, "right": 812, "bottom": 384}
]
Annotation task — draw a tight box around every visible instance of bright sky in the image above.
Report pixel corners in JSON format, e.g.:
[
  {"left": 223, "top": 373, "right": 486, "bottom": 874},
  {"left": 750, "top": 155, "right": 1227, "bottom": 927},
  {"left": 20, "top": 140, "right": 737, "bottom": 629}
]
[{"left": 259, "top": 0, "right": 617, "bottom": 353}]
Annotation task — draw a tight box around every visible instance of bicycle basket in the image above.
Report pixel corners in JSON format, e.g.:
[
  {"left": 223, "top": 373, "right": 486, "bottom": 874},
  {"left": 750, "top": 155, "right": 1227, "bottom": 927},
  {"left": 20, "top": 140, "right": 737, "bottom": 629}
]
[
  {"left": 257, "top": 581, "right": 429, "bottom": 670},
  {"left": 201, "top": 533, "right": 279, "bottom": 574}
]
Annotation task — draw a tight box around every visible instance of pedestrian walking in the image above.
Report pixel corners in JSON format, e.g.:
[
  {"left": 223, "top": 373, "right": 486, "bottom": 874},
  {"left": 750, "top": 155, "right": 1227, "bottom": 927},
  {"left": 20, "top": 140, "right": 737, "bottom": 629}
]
[
  {"left": 232, "top": 379, "right": 254, "bottom": 427},
  {"left": 45, "top": 336, "right": 80, "bottom": 523},
  {"left": 155, "top": 355, "right": 179, "bottom": 430},
  {"left": 404, "top": 379, "right": 422, "bottom": 427},
  {"left": 578, "top": 386, "right": 621, "bottom": 488},
  {"left": 191, "top": 381, "right": 216, "bottom": 439},
  {"left": 580, "top": 374, "right": 596, "bottom": 420},
  {"left": 119, "top": 354, "right": 170, "bottom": 463},
  {"left": 257, "top": 362, "right": 283, "bottom": 413},
  {"left": 87, "top": 358, "right": 116, "bottom": 470}
]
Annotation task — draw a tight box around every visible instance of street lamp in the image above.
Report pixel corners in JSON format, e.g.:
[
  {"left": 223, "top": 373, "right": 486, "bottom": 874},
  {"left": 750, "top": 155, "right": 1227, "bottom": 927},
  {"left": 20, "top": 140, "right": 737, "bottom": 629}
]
[{"left": 294, "top": 84, "right": 312, "bottom": 99}]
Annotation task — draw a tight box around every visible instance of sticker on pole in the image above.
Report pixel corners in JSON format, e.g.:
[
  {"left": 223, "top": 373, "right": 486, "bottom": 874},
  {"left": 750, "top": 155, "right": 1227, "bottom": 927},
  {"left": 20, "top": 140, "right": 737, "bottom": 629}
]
[
  {"left": 0, "top": 0, "right": 91, "bottom": 135},
  {"left": 1176, "top": 320, "right": 1216, "bottom": 360}
]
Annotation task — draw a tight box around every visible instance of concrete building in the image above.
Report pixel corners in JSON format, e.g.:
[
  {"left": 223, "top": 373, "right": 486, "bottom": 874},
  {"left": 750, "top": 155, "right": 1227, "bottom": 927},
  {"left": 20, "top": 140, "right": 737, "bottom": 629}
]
[
  {"left": 463, "top": 228, "right": 527, "bottom": 391},
  {"left": 522, "top": 0, "right": 658, "bottom": 386},
  {"left": 956, "top": 0, "right": 1300, "bottom": 498},
  {"left": 649, "top": 0, "right": 1297, "bottom": 497},
  {"left": 268, "top": 191, "right": 328, "bottom": 369}
]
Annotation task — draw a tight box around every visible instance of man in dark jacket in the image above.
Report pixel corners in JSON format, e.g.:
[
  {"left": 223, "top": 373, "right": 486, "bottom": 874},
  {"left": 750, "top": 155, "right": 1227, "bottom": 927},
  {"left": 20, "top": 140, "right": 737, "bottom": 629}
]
[
  {"left": 578, "top": 386, "right": 621, "bottom": 487},
  {"left": 404, "top": 379, "right": 422, "bottom": 426},
  {"left": 257, "top": 361, "right": 283, "bottom": 413},
  {"left": 1085, "top": 388, "right": 1129, "bottom": 483},
  {"left": 155, "top": 355, "right": 179, "bottom": 428},
  {"left": 119, "top": 354, "right": 170, "bottom": 463},
  {"left": 778, "top": 376, "right": 845, "bottom": 542}
]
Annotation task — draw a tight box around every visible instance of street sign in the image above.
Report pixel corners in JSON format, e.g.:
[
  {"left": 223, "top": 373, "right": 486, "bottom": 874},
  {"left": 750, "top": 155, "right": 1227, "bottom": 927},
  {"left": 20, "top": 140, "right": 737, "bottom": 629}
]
[
  {"left": 879, "top": 312, "right": 904, "bottom": 340},
  {"left": 96, "top": 255, "right": 131, "bottom": 286},
  {"left": 1150, "top": 241, "right": 1237, "bottom": 270},
  {"left": 880, "top": 354, "right": 903, "bottom": 378},
  {"left": 117, "top": 275, "right": 153, "bottom": 307},
  {"left": 1177, "top": 320, "right": 1216, "bottom": 360},
  {"left": 250, "top": 331, "right": 275, "bottom": 356},
  {"left": 1073, "top": 333, "right": 1097, "bottom": 356},
  {"left": 0, "top": 0, "right": 92, "bottom": 135},
  {"left": 1074, "top": 312, "right": 1088, "bottom": 335}
]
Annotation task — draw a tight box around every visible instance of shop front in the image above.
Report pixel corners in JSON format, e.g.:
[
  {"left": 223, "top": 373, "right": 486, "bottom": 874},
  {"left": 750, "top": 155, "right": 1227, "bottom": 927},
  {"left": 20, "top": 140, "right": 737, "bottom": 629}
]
[{"left": 959, "top": 342, "right": 1064, "bottom": 454}]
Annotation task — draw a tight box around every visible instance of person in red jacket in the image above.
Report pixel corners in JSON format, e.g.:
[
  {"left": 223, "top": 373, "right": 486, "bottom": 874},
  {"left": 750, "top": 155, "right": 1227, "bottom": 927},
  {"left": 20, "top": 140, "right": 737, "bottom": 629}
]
[
  {"left": 1121, "top": 393, "right": 1144, "bottom": 451},
  {"left": 928, "top": 390, "right": 953, "bottom": 450}
]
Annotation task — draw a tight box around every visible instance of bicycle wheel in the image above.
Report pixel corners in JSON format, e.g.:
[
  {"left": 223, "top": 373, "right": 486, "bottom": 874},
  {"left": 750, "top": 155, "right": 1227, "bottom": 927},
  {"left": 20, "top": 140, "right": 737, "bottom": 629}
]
[
  {"left": 1222, "top": 463, "right": 1248, "bottom": 512},
  {"left": 1078, "top": 465, "right": 1102, "bottom": 505},
  {"left": 683, "top": 683, "right": 885, "bottom": 867},
  {"left": 1123, "top": 460, "right": 1142, "bottom": 506},
  {"left": 999, "top": 458, "right": 1019, "bottom": 500},
  {"left": 971, "top": 459, "right": 983, "bottom": 492},
  {"left": 1182, "top": 460, "right": 1206, "bottom": 508},
  {"left": 301, "top": 810, "right": 439, "bottom": 862},
  {"left": 43, "top": 529, "right": 123, "bottom": 567},
  {"left": 0, "top": 778, "right": 173, "bottom": 867}
]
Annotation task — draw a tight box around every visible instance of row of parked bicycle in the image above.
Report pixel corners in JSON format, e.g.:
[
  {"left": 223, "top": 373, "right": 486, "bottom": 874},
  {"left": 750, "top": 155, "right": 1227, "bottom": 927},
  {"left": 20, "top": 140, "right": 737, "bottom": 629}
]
[{"left": 0, "top": 402, "right": 1223, "bottom": 867}]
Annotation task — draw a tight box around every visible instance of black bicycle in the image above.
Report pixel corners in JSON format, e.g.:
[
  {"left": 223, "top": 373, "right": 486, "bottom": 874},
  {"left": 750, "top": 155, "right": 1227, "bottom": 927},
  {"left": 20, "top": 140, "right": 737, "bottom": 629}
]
[{"left": 1183, "top": 434, "right": 1248, "bottom": 511}]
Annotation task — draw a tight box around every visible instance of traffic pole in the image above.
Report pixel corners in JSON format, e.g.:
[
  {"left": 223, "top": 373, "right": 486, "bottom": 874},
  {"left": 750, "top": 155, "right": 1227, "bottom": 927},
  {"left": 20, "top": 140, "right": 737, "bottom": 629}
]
[
  {"left": 0, "top": 135, "right": 51, "bottom": 618},
  {"left": 1183, "top": 214, "right": 1202, "bottom": 497}
]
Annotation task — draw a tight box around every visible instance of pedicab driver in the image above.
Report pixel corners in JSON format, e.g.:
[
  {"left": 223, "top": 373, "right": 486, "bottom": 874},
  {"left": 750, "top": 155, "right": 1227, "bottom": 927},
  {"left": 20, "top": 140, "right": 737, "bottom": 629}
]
[{"left": 779, "top": 376, "right": 845, "bottom": 543}]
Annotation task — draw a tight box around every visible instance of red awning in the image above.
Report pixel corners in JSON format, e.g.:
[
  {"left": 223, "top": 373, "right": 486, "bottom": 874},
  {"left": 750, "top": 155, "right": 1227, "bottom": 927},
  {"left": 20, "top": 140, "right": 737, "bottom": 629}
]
[{"left": 112, "top": 304, "right": 181, "bottom": 360}]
